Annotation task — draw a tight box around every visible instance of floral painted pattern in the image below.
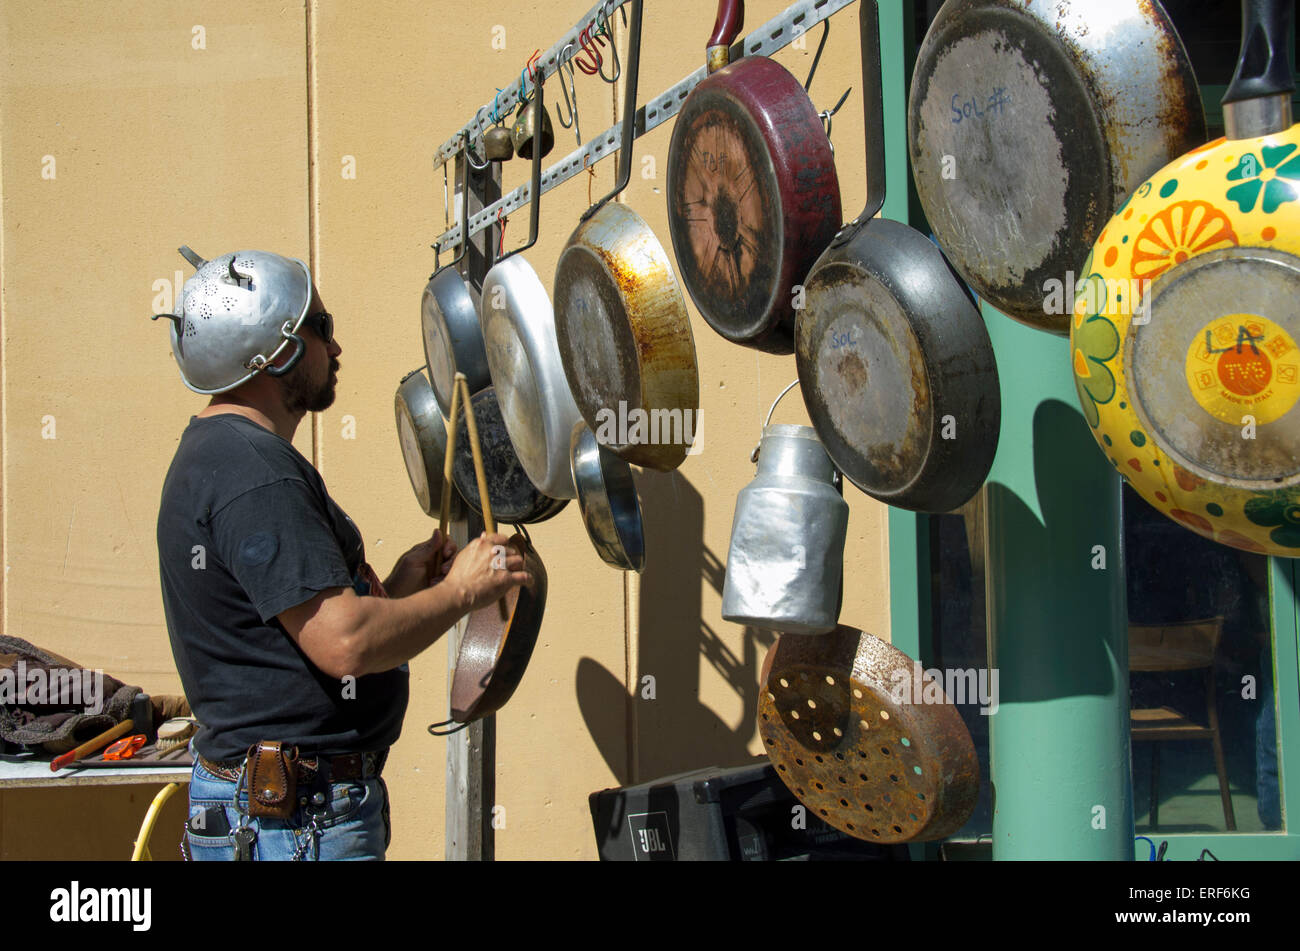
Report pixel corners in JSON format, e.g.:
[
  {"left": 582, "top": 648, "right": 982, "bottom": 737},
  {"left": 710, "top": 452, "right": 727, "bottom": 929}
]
[
  {"left": 1130, "top": 200, "right": 1238, "bottom": 282},
  {"left": 1071, "top": 272, "right": 1120, "bottom": 429},
  {"left": 1226, "top": 143, "right": 1300, "bottom": 214},
  {"left": 1243, "top": 489, "right": 1300, "bottom": 549}
]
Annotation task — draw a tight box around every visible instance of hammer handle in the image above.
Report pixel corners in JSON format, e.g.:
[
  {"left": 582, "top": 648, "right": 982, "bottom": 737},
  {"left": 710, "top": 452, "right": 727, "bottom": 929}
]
[{"left": 50, "top": 718, "right": 135, "bottom": 772}]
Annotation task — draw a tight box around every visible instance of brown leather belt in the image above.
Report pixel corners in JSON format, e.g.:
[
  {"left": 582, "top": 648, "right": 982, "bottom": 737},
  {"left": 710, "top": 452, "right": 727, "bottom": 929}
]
[{"left": 198, "top": 748, "right": 387, "bottom": 784}]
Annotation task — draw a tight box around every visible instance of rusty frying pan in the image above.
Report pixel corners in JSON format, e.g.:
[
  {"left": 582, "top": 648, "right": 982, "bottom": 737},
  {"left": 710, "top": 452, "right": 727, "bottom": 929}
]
[
  {"left": 907, "top": 0, "right": 1205, "bottom": 333},
  {"left": 430, "top": 374, "right": 548, "bottom": 734},
  {"left": 666, "top": 0, "right": 841, "bottom": 353},
  {"left": 795, "top": 0, "right": 999, "bottom": 513},
  {"left": 758, "top": 625, "right": 979, "bottom": 844},
  {"left": 553, "top": 0, "right": 701, "bottom": 472}
]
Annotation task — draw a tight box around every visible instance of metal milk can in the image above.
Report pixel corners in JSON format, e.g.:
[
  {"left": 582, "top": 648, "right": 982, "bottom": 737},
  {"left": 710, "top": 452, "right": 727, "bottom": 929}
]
[{"left": 722, "top": 381, "right": 848, "bottom": 635}]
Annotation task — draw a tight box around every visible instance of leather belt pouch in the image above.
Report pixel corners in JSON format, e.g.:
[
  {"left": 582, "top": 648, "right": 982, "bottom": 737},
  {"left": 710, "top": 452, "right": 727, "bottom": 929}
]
[{"left": 246, "top": 740, "right": 298, "bottom": 819}]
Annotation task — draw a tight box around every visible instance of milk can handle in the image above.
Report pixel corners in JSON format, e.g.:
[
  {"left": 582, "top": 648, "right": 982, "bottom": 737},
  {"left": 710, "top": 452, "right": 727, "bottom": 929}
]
[
  {"left": 750, "top": 379, "right": 843, "bottom": 494},
  {"left": 750, "top": 380, "right": 802, "bottom": 462}
]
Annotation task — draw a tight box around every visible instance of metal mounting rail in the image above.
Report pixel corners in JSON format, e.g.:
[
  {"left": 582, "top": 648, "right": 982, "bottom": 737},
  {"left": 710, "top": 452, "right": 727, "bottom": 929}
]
[{"left": 433, "top": 0, "right": 855, "bottom": 255}]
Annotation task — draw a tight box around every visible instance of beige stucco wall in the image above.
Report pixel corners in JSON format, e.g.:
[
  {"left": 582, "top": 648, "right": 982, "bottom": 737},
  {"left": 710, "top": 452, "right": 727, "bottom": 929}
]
[{"left": 0, "top": 0, "right": 888, "bottom": 860}]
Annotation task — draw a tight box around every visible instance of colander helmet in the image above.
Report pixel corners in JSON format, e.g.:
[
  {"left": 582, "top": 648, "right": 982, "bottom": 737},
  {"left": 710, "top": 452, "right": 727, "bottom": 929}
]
[{"left": 152, "top": 246, "right": 314, "bottom": 395}]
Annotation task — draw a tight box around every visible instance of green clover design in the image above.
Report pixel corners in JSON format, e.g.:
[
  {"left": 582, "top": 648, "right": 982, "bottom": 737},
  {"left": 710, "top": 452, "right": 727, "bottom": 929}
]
[
  {"left": 1243, "top": 490, "right": 1300, "bottom": 549},
  {"left": 1226, "top": 143, "right": 1300, "bottom": 214}
]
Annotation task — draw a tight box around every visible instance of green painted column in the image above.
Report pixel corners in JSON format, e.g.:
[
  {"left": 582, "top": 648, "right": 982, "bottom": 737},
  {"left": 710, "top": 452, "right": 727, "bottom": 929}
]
[{"left": 985, "top": 307, "right": 1133, "bottom": 860}]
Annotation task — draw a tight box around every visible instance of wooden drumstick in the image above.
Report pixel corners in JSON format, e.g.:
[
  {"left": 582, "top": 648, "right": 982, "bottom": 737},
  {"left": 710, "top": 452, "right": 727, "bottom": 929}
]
[
  {"left": 431, "top": 374, "right": 463, "bottom": 581},
  {"left": 457, "top": 375, "right": 509, "bottom": 620}
]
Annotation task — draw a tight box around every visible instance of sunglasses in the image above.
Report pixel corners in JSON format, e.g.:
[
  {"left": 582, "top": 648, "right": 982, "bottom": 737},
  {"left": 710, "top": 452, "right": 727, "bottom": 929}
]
[{"left": 302, "top": 311, "right": 334, "bottom": 345}]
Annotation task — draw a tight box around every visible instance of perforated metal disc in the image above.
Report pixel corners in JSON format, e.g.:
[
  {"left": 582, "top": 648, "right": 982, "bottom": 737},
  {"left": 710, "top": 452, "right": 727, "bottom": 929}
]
[{"left": 758, "top": 626, "right": 978, "bottom": 843}]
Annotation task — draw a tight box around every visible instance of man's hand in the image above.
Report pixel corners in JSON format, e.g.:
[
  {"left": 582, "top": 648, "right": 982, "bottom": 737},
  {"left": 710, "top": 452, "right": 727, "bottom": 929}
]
[
  {"left": 444, "top": 532, "right": 533, "bottom": 612},
  {"left": 383, "top": 529, "right": 458, "bottom": 600}
]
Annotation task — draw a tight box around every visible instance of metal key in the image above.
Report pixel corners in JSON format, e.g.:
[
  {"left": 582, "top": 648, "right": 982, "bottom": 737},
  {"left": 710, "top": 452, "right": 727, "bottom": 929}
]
[{"left": 232, "top": 825, "right": 256, "bottom": 861}]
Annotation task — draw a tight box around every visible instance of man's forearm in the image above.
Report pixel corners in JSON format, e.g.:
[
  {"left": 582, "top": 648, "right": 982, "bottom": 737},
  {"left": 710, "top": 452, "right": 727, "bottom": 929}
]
[{"left": 347, "top": 581, "right": 470, "bottom": 676}]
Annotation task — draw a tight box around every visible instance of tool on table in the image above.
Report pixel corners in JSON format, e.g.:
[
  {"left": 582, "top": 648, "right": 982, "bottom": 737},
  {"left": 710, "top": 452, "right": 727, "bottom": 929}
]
[
  {"left": 102, "top": 734, "right": 147, "bottom": 761},
  {"left": 50, "top": 692, "right": 153, "bottom": 772}
]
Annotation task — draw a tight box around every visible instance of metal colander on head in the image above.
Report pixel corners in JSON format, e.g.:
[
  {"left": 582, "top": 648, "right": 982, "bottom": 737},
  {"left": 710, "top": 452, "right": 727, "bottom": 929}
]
[
  {"left": 758, "top": 625, "right": 978, "bottom": 843},
  {"left": 153, "top": 245, "right": 313, "bottom": 394}
]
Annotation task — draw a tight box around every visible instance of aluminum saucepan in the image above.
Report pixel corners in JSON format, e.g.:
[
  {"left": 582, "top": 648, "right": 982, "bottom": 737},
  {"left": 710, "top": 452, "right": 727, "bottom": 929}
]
[
  {"left": 481, "top": 256, "right": 583, "bottom": 500},
  {"left": 422, "top": 146, "right": 490, "bottom": 414},
  {"left": 570, "top": 420, "right": 645, "bottom": 571},
  {"left": 394, "top": 366, "right": 464, "bottom": 520}
]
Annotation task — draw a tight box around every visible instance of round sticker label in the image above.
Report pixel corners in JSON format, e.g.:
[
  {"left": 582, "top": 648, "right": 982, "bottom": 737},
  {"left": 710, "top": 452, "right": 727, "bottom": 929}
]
[{"left": 1185, "top": 314, "right": 1300, "bottom": 425}]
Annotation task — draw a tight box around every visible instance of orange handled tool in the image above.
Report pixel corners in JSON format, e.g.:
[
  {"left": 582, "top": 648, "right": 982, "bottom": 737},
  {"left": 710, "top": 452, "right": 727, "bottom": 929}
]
[{"left": 103, "top": 734, "right": 147, "bottom": 761}]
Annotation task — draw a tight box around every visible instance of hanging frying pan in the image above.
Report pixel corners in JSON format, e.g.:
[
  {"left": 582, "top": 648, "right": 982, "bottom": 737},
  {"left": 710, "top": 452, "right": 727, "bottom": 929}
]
[
  {"left": 570, "top": 420, "right": 645, "bottom": 572},
  {"left": 480, "top": 70, "right": 584, "bottom": 499},
  {"left": 394, "top": 366, "right": 463, "bottom": 520},
  {"left": 908, "top": 0, "right": 1205, "bottom": 334},
  {"left": 666, "top": 0, "right": 842, "bottom": 354},
  {"left": 795, "top": 0, "right": 999, "bottom": 514},
  {"left": 430, "top": 374, "right": 548, "bottom": 733},
  {"left": 553, "top": 0, "right": 701, "bottom": 473},
  {"left": 1073, "top": 0, "right": 1300, "bottom": 557},
  {"left": 452, "top": 386, "right": 568, "bottom": 525},
  {"left": 422, "top": 146, "right": 490, "bottom": 415},
  {"left": 758, "top": 625, "right": 979, "bottom": 843}
]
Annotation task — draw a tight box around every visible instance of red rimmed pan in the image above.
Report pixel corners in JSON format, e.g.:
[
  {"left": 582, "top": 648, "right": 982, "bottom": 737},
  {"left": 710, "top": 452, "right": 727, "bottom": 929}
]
[{"left": 666, "top": 0, "right": 842, "bottom": 354}]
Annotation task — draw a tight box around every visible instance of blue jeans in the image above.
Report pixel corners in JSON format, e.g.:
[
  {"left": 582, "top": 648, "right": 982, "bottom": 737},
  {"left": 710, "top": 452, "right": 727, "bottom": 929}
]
[{"left": 185, "top": 757, "right": 391, "bottom": 861}]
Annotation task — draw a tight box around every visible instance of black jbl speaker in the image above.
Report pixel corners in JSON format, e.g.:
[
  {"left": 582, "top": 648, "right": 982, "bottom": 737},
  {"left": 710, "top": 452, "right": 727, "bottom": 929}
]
[{"left": 589, "top": 761, "right": 910, "bottom": 861}]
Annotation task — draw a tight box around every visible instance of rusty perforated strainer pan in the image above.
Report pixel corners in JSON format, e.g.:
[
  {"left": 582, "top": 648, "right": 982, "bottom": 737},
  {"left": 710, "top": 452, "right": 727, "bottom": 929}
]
[{"left": 758, "top": 625, "right": 979, "bottom": 843}]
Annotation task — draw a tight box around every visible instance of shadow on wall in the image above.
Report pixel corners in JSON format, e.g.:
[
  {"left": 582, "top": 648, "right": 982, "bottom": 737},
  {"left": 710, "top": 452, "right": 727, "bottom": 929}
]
[
  {"left": 985, "top": 397, "right": 1124, "bottom": 702},
  {"left": 576, "top": 468, "right": 775, "bottom": 788}
]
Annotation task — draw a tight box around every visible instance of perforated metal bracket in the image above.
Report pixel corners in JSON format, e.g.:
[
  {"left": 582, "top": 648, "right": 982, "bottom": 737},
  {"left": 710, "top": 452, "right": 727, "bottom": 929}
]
[{"left": 433, "top": 0, "right": 856, "bottom": 255}]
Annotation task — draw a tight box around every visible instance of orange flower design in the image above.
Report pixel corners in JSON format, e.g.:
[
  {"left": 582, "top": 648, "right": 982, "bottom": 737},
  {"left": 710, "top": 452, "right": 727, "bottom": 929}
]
[{"left": 1130, "top": 200, "right": 1238, "bottom": 283}]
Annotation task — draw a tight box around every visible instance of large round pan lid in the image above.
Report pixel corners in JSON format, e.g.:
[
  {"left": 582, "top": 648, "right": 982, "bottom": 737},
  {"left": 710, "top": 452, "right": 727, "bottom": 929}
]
[{"left": 481, "top": 257, "right": 583, "bottom": 498}]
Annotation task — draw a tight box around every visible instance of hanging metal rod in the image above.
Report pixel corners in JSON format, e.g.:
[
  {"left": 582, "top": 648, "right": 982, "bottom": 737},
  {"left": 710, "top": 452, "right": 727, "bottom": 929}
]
[
  {"left": 432, "top": 0, "right": 629, "bottom": 173},
  {"left": 434, "top": 0, "right": 855, "bottom": 254}
]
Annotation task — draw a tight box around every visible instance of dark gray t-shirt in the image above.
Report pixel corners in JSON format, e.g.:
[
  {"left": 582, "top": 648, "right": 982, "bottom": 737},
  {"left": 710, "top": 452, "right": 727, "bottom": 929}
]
[{"left": 156, "top": 413, "right": 408, "bottom": 761}]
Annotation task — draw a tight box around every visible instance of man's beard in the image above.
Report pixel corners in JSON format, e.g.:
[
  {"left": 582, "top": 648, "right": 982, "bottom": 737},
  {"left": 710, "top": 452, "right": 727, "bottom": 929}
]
[{"left": 280, "top": 358, "right": 338, "bottom": 414}]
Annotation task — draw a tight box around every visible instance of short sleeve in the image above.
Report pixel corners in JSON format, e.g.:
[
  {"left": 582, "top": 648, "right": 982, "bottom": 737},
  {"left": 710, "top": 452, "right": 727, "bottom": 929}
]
[{"left": 208, "top": 478, "right": 353, "bottom": 622}]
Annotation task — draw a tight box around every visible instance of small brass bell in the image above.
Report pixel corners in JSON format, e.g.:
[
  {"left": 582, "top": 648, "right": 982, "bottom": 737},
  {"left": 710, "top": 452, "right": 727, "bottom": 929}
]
[
  {"left": 511, "top": 98, "right": 554, "bottom": 161},
  {"left": 484, "top": 124, "right": 514, "bottom": 162}
]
